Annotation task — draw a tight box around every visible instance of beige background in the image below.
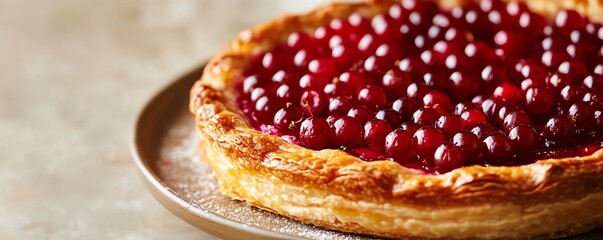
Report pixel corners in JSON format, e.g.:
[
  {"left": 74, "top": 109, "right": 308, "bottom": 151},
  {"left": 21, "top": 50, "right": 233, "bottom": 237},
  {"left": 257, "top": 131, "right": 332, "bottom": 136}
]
[{"left": 0, "top": 1, "right": 341, "bottom": 239}]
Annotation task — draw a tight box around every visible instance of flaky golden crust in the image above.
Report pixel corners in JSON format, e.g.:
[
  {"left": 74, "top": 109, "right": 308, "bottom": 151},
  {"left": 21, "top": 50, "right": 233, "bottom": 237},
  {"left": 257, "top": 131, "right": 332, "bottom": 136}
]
[{"left": 189, "top": 0, "right": 603, "bottom": 239}]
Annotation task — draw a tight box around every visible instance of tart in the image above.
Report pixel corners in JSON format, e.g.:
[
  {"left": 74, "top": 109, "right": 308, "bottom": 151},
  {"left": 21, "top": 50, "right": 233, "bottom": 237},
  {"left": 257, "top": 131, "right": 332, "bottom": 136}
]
[{"left": 189, "top": 0, "right": 603, "bottom": 239}]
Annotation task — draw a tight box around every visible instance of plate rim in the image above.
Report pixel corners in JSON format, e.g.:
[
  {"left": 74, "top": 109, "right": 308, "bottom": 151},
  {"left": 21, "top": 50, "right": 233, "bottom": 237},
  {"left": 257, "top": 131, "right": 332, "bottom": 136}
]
[{"left": 129, "top": 63, "right": 302, "bottom": 240}]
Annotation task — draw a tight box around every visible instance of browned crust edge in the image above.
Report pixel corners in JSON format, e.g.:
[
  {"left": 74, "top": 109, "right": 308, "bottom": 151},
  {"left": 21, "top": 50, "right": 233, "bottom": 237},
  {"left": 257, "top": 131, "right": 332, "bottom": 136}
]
[{"left": 189, "top": 0, "right": 603, "bottom": 238}]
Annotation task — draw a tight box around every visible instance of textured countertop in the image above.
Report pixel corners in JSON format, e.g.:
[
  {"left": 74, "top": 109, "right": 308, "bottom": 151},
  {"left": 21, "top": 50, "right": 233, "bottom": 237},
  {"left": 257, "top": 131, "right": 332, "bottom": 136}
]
[{"left": 0, "top": 1, "right": 335, "bottom": 239}]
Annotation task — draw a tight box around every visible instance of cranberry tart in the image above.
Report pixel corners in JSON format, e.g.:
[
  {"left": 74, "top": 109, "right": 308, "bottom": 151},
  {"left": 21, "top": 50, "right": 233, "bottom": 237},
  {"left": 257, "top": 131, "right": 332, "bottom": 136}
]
[{"left": 190, "top": 0, "right": 603, "bottom": 238}]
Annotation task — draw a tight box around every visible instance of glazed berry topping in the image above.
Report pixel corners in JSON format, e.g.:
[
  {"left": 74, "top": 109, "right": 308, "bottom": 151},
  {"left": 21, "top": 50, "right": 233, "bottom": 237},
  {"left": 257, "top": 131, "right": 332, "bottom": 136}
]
[
  {"left": 434, "top": 143, "right": 466, "bottom": 173},
  {"left": 237, "top": 0, "right": 603, "bottom": 174}
]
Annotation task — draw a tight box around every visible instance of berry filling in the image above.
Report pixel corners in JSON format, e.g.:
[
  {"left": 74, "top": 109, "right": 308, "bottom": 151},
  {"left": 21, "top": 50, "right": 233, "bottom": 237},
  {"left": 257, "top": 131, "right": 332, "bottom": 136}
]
[{"left": 236, "top": 0, "right": 603, "bottom": 174}]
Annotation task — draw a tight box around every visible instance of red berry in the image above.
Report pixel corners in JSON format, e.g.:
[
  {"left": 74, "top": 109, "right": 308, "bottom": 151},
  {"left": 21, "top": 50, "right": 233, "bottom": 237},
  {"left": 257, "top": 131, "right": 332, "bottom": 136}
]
[
  {"left": 433, "top": 143, "right": 465, "bottom": 173},
  {"left": 385, "top": 129, "right": 415, "bottom": 161},
  {"left": 347, "top": 106, "right": 374, "bottom": 124},
  {"left": 358, "top": 86, "right": 387, "bottom": 109},
  {"left": 413, "top": 126, "right": 446, "bottom": 161},
  {"left": 412, "top": 108, "right": 441, "bottom": 126},
  {"left": 363, "top": 119, "right": 392, "bottom": 147},
  {"left": 508, "top": 125, "right": 539, "bottom": 154},
  {"left": 332, "top": 116, "right": 364, "bottom": 148},
  {"left": 452, "top": 132, "right": 484, "bottom": 164},
  {"left": 299, "top": 117, "right": 330, "bottom": 150},
  {"left": 423, "top": 90, "right": 451, "bottom": 114},
  {"left": 461, "top": 109, "right": 487, "bottom": 130},
  {"left": 524, "top": 87, "right": 553, "bottom": 114},
  {"left": 483, "top": 131, "right": 516, "bottom": 165},
  {"left": 436, "top": 114, "right": 465, "bottom": 139}
]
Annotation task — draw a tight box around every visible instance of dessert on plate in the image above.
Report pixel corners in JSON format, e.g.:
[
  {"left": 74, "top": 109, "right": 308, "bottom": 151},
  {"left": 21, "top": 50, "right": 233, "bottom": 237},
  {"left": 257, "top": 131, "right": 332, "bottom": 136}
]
[{"left": 189, "top": 0, "right": 603, "bottom": 238}]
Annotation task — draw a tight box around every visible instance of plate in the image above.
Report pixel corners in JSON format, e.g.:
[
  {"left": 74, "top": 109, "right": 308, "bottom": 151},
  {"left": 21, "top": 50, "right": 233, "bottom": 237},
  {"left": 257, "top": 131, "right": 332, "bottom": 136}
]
[
  {"left": 130, "top": 63, "right": 603, "bottom": 240},
  {"left": 130, "top": 63, "right": 377, "bottom": 240}
]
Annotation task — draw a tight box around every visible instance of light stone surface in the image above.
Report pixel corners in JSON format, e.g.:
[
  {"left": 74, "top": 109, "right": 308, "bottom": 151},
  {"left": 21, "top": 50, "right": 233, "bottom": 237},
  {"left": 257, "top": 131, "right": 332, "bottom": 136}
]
[{"left": 0, "top": 1, "right": 341, "bottom": 239}]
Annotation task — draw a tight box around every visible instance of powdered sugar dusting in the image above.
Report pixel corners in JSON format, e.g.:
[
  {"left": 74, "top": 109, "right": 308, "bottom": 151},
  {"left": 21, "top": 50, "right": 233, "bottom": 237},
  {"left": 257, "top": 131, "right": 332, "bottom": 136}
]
[{"left": 154, "top": 106, "right": 379, "bottom": 239}]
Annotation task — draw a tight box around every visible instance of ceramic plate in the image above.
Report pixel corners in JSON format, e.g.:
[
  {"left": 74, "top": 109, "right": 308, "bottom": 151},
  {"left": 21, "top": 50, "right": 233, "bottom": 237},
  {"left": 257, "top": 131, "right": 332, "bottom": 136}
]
[{"left": 130, "top": 63, "right": 602, "bottom": 240}]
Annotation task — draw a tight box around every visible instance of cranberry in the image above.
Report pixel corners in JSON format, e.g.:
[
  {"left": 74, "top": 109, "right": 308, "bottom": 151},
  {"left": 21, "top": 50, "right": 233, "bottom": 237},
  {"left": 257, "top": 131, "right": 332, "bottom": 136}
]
[
  {"left": 497, "top": 105, "right": 520, "bottom": 124},
  {"left": 250, "top": 87, "right": 268, "bottom": 102},
  {"left": 461, "top": 110, "right": 487, "bottom": 130},
  {"left": 503, "top": 111, "right": 530, "bottom": 133},
  {"left": 254, "top": 96, "right": 278, "bottom": 122},
  {"left": 450, "top": 72, "right": 479, "bottom": 98},
  {"left": 568, "top": 102, "right": 596, "bottom": 134},
  {"left": 375, "top": 109, "right": 403, "bottom": 127},
  {"left": 357, "top": 34, "right": 379, "bottom": 57},
  {"left": 313, "top": 26, "right": 335, "bottom": 44},
  {"left": 347, "top": 106, "right": 373, "bottom": 124},
  {"left": 287, "top": 32, "right": 314, "bottom": 50},
  {"left": 471, "top": 123, "right": 497, "bottom": 140},
  {"left": 543, "top": 115, "right": 576, "bottom": 146},
  {"left": 273, "top": 105, "right": 304, "bottom": 131},
  {"left": 382, "top": 69, "right": 411, "bottom": 100},
  {"left": 483, "top": 131, "right": 516, "bottom": 165},
  {"left": 300, "top": 90, "right": 326, "bottom": 116},
  {"left": 492, "top": 82, "right": 522, "bottom": 106},
  {"left": 242, "top": 75, "right": 259, "bottom": 94},
  {"left": 331, "top": 45, "right": 357, "bottom": 67},
  {"left": 275, "top": 84, "right": 300, "bottom": 103},
  {"left": 392, "top": 98, "right": 419, "bottom": 121},
  {"left": 465, "top": 41, "right": 497, "bottom": 66},
  {"left": 328, "top": 96, "right": 354, "bottom": 114},
  {"left": 386, "top": 129, "right": 415, "bottom": 162},
  {"left": 374, "top": 43, "right": 401, "bottom": 61},
  {"left": 406, "top": 83, "right": 429, "bottom": 101},
  {"left": 412, "top": 108, "right": 441, "bottom": 126},
  {"left": 364, "top": 55, "right": 391, "bottom": 74},
  {"left": 332, "top": 116, "right": 364, "bottom": 148},
  {"left": 363, "top": 119, "right": 392, "bottom": 147},
  {"left": 358, "top": 86, "right": 387, "bottom": 109},
  {"left": 481, "top": 65, "right": 509, "bottom": 92},
  {"left": 520, "top": 78, "right": 543, "bottom": 92},
  {"left": 480, "top": 98, "right": 504, "bottom": 122},
  {"left": 323, "top": 82, "right": 352, "bottom": 98},
  {"left": 326, "top": 114, "right": 341, "bottom": 126},
  {"left": 338, "top": 71, "right": 366, "bottom": 93},
  {"left": 524, "top": 87, "right": 554, "bottom": 114},
  {"left": 493, "top": 30, "right": 524, "bottom": 59},
  {"left": 308, "top": 59, "right": 337, "bottom": 78},
  {"left": 433, "top": 143, "right": 465, "bottom": 173},
  {"left": 422, "top": 72, "right": 448, "bottom": 89},
  {"left": 547, "top": 72, "right": 573, "bottom": 94},
  {"left": 559, "top": 84, "right": 586, "bottom": 108},
  {"left": 583, "top": 75, "right": 603, "bottom": 92},
  {"left": 293, "top": 49, "right": 316, "bottom": 69},
  {"left": 558, "top": 60, "right": 588, "bottom": 83},
  {"left": 452, "top": 132, "right": 484, "bottom": 164},
  {"left": 399, "top": 57, "right": 429, "bottom": 81},
  {"left": 299, "top": 74, "right": 329, "bottom": 90},
  {"left": 518, "top": 62, "right": 548, "bottom": 82},
  {"left": 299, "top": 117, "right": 330, "bottom": 150},
  {"left": 508, "top": 125, "right": 539, "bottom": 155},
  {"left": 554, "top": 10, "right": 588, "bottom": 35},
  {"left": 454, "top": 102, "right": 476, "bottom": 115},
  {"left": 435, "top": 114, "right": 464, "bottom": 139},
  {"left": 423, "top": 90, "right": 451, "bottom": 114},
  {"left": 413, "top": 126, "right": 446, "bottom": 161},
  {"left": 401, "top": 122, "right": 421, "bottom": 136},
  {"left": 542, "top": 50, "right": 570, "bottom": 69}
]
